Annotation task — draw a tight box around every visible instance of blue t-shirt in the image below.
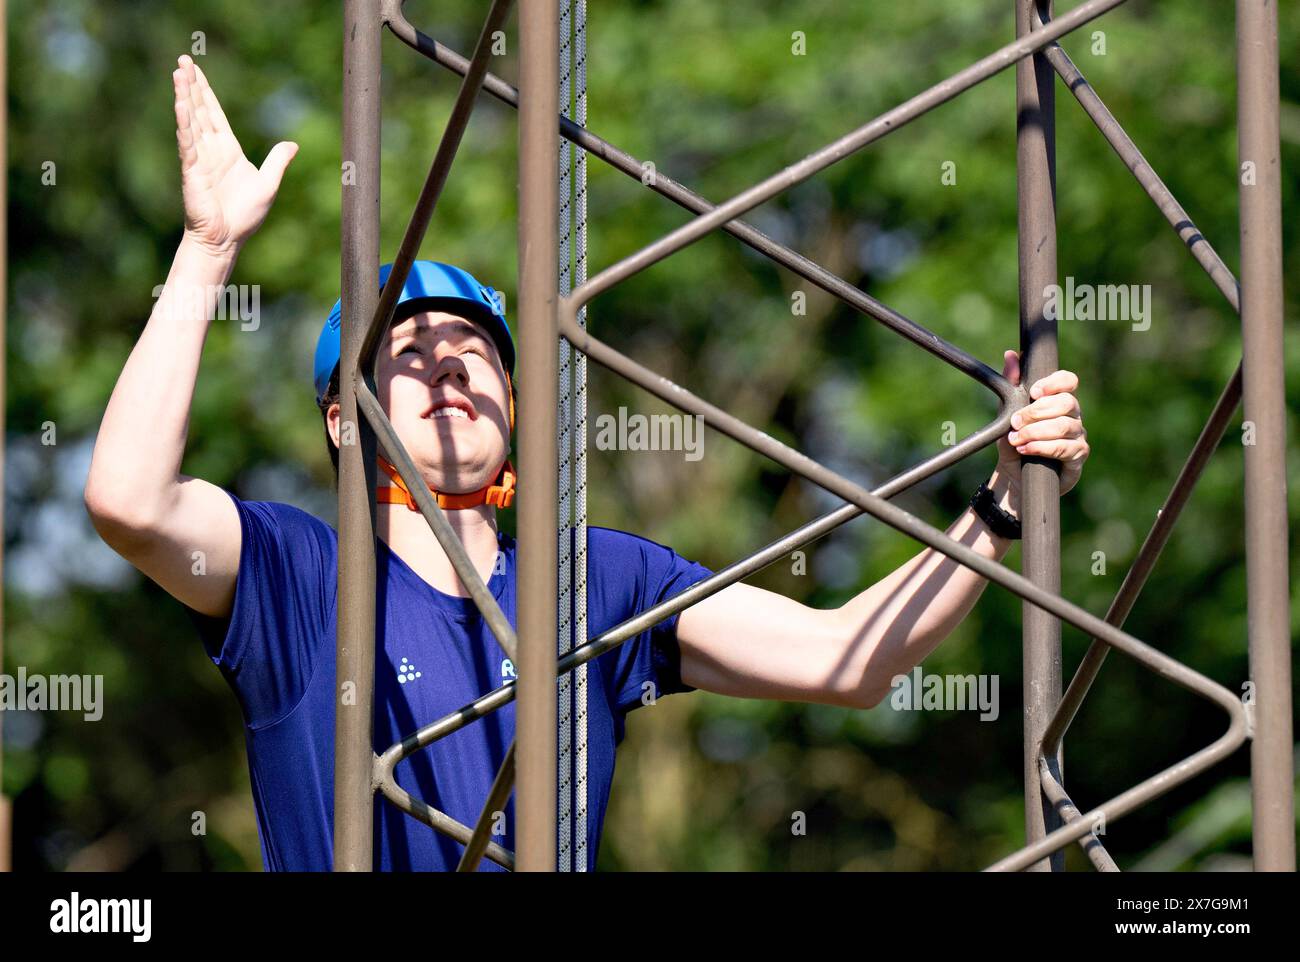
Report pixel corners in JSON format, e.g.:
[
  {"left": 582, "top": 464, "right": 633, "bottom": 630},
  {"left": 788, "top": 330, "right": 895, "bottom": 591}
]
[{"left": 186, "top": 491, "right": 713, "bottom": 872}]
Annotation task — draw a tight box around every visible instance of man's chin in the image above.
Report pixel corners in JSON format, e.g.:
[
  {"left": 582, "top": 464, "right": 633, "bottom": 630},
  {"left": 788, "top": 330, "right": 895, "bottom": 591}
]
[{"left": 425, "top": 462, "right": 504, "bottom": 494}]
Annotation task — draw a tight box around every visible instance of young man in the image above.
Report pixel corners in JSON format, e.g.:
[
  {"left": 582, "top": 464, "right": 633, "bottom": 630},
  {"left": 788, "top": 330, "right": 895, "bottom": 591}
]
[{"left": 85, "top": 56, "right": 1090, "bottom": 871}]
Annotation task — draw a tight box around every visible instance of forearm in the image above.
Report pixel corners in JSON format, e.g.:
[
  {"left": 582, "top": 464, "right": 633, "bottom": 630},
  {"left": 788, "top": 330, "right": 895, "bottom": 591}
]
[
  {"left": 86, "top": 233, "right": 239, "bottom": 521},
  {"left": 837, "top": 470, "right": 1017, "bottom": 705}
]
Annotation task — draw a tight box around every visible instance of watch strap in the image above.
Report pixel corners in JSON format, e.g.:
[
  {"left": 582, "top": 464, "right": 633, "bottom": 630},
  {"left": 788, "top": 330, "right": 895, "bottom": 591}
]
[{"left": 970, "top": 481, "right": 1022, "bottom": 540}]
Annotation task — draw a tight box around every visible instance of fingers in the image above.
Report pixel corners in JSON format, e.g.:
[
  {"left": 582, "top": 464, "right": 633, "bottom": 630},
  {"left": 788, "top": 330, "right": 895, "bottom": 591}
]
[
  {"left": 191, "top": 60, "right": 233, "bottom": 139},
  {"left": 173, "top": 67, "right": 197, "bottom": 167},
  {"left": 1013, "top": 436, "right": 1090, "bottom": 463},
  {"left": 1008, "top": 413, "right": 1085, "bottom": 449},
  {"left": 1011, "top": 390, "right": 1081, "bottom": 429},
  {"left": 177, "top": 54, "right": 215, "bottom": 138},
  {"left": 1003, "top": 364, "right": 1090, "bottom": 470},
  {"left": 1002, "top": 349, "right": 1021, "bottom": 387},
  {"left": 1027, "top": 368, "right": 1078, "bottom": 400}
]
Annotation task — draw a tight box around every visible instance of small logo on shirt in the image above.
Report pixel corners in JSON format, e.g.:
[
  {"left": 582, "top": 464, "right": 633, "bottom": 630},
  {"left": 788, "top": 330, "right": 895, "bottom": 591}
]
[
  {"left": 397, "top": 657, "right": 423, "bottom": 684},
  {"left": 501, "top": 658, "right": 516, "bottom": 681}
]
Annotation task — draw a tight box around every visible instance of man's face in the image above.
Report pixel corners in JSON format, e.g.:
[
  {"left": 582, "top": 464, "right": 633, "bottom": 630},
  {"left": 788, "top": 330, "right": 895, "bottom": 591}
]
[{"left": 371, "top": 309, "right": 511, "bottom": 494}]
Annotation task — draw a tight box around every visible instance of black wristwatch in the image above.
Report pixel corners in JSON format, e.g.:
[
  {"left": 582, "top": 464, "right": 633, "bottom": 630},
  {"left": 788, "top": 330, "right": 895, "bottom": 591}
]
[{"left": 970, "top": 481, "right": 1022, "bottom": 540}]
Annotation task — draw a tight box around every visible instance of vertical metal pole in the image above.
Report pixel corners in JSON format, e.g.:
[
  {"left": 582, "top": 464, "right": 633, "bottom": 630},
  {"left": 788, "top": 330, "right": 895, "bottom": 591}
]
[
  {"left": 334, "top": 0, "right": 382, "bottom": 872},
  {"left": 517, "top": 0, "right": 560, "bottom": 872},
  {"left": 1235, "top": 0, "right": 1294, "bottom": 872},
  {"left": 1016, "top": 0, "right": 1063, "bottom": 871},
  {"left": 0, "top": 0, "right": 10, "bottom": 875}
]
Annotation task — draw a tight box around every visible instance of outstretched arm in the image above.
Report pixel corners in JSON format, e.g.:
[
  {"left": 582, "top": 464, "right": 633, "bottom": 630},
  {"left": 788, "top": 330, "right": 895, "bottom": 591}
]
[
  {"left": 675, "top": 351, "right": 1089, "bottom": 709},
  {"left": 84, "top": 55, "right": 298, "bottom": 618}
]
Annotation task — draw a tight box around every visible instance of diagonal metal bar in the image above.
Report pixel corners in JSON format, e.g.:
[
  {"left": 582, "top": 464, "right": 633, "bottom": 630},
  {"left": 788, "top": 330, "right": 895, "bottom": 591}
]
[
  {"left": 375, "top": 769, "right": 516, "bottom": 871},
  {"left": 987, "top": 708, "right": 1247, "bottom": 872},
  {"left": 570, "top": 0, "right": 1130, "bottom": 308},
  {"left": 457, "top": 741, "right": 516, "bottom": 872},
  {"left": 1043, "top": 41, "right": 1240, "bottom": 310},
  {"left": 355, "top": 382, "right": 519, "bottom": 662},
  {"left": 1017, "top": 365, "right": 1243, "bottom": 869},
  {"left": 385, "top": 1, "right": 1032, "bottom": 395},
  {"left": 1040, "top": 757, "right": 1119, "bottom": 871},
  {"left": 551, "top": 325, "right": 1247, "bottom": 874},
  {"left": 1041, "top": 364, "right": 1242, "bottom": 757}
]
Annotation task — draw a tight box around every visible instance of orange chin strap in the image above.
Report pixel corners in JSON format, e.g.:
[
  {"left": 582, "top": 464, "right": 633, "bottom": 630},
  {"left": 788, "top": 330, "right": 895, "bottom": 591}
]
[{"left": 377, "top": 454, "right": 516, "bottom": 511}]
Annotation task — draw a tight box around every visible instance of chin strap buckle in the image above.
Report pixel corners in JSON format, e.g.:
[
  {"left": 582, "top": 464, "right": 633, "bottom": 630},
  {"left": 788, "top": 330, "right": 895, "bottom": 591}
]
[{"left": 376, "top": 455, "right": 516, "bottom": 511}]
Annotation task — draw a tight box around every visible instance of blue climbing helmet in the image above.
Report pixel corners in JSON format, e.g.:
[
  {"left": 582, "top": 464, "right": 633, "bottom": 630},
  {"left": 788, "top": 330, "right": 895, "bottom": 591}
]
[{"left": 314, "top": 260, "right": 514, "bottom": 403}]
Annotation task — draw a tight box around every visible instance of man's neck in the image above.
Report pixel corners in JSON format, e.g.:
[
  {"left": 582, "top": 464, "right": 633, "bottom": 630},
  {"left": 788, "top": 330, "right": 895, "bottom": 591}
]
[{"left": 376, "top": 503, "right": 502, "bottom": 597}]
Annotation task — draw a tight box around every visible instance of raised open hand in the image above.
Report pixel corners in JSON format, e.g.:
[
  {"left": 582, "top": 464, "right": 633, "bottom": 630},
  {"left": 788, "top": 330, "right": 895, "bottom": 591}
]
[{"left": 173, "top": 54, "right": 298, "bottom": 256}]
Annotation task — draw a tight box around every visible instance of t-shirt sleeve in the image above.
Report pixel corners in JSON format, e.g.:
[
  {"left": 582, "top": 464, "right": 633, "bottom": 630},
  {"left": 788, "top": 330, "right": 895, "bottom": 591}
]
[
  {"left": 184, "top": 491, "right": 336, "bottom": 729},
  {"left": 585, "top": 526, "right": 714, "bottom": 716}
]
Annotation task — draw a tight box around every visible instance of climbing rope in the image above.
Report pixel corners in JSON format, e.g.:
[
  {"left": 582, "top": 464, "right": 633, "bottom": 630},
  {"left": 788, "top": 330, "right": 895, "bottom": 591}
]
[
  {"left": 573, "top": 0, "right": 590, "bottom": 875},
  {"left": 557, "top": 0, "right": 589, "bottom": 873}
]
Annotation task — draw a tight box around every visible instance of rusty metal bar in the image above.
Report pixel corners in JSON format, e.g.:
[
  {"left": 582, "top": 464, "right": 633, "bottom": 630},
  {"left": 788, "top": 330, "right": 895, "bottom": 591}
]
[
  {"left": 1024, "top": 27, "right": 1250, "bottom": 869},
  {"left": 376, "top": 770, "right": 515, "bottom": 870},
  {"left": 334, "top": 0, "right": 383, "bottom": 873},
  {"left": 1235, "top": 0, "right": 1294, "bottom": 871},
  {"left": 1039, "top": 759, "right": 1119, "bottom": 871},
  {"left": 1024, "top": 27, "right": 1255, "bottom": 867},
  {"left": 988, "top": 709, "right": 1247, "bottom": 871},
  {"left": 457, "top": 741, "right": 516, "bottom": 872},
  {"left": 0, "top": 0, "right": 9, "bottom": 875},
  {"left": 1016, "top": 0, "right": 1063, "bottom": 873},
  {"left": 1043, "top": 41, "right": 1239, "bottom": 310},
  {"left": 516, "top": 0, "right": 561, "bottom": 873},
  {"left": 1042, "top": 366, "right": 1242, "bottom": 757}
]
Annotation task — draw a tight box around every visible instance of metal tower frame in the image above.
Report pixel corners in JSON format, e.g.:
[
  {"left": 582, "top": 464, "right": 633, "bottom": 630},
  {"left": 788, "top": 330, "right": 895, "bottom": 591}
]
[{"left": 332, "top": 0, "right": 1291, "bottom": 872}]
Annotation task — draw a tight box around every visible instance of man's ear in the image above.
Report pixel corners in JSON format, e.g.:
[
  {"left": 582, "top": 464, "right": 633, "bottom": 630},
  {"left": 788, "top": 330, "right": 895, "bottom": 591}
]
[{"left": 327, "top": 402, "right": 342, "bottom": 449}]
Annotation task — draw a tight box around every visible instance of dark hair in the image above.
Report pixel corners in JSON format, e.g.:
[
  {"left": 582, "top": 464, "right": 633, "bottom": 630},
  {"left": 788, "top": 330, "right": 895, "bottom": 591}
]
[
  {"left": 318, "top": 368, "right": 342, "bottom": 477},
  {"left": 318, "top": 366, "right": 516, "bottom": 479}
]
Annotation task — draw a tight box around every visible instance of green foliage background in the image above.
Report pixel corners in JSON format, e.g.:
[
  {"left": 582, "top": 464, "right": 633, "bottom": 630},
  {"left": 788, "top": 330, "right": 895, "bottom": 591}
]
[{"left": 4, "top": 0, "right": 1298, "bottom": 870}]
